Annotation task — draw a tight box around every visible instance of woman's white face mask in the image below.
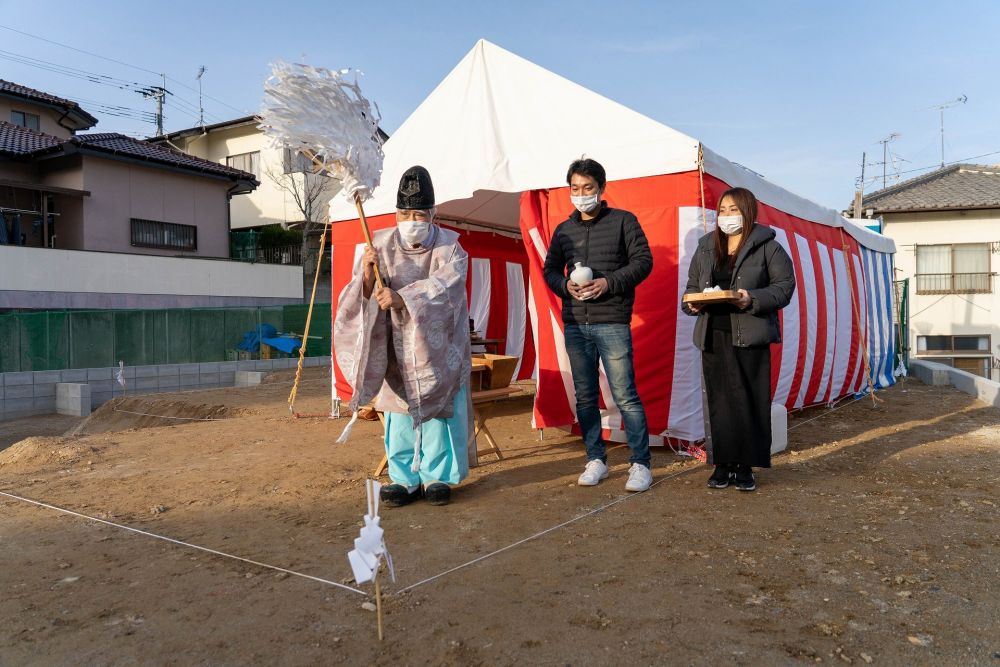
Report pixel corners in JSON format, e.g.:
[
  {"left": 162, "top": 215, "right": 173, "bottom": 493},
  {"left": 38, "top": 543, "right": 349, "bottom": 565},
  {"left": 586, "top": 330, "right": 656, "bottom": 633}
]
[{"left": 717, "top": 214, "right": 744, "bottom": 236}]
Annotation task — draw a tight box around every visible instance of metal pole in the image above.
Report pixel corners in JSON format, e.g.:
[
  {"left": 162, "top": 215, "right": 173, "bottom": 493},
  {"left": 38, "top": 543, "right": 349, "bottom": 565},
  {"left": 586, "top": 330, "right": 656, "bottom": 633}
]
[{"left": 940, "top": 108, "right": 945, "bottom": 168}]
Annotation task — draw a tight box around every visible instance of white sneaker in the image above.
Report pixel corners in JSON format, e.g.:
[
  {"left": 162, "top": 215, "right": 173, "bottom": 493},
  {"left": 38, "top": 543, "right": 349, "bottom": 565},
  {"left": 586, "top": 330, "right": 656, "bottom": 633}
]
[
  {"left": 577, "top": 459, "right": 609, "bottom": 486},
  {"left": 625, "top": 463, "right": 652, "bottom": 492}
]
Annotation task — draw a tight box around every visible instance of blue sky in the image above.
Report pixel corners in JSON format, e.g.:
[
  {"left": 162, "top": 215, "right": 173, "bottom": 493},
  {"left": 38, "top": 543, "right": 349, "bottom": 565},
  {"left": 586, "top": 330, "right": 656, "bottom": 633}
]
[{"left": 1, "top": 0, "right": 996, "bottom": 210}]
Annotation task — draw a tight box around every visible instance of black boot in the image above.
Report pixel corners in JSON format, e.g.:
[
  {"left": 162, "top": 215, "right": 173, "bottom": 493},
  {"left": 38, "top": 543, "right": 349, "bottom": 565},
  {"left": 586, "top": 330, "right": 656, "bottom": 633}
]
[
  {"left": 380, "top": 484, "right": 420, "bottom": 507},
  {"left": 423, "top": 483, "right": 451, "bottom": 506}
]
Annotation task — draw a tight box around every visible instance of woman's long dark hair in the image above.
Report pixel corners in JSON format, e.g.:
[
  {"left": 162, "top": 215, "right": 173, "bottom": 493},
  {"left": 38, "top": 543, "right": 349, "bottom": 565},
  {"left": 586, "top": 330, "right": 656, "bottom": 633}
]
[{"left": 714, "top": 187, "right": 758, "bottom": 269}]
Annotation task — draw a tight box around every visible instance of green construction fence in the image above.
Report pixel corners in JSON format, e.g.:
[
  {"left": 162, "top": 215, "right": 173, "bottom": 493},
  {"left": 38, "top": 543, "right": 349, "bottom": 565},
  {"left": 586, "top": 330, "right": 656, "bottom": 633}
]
[{"left": 0, "top": 304, "right": 332, "bottom": 373}]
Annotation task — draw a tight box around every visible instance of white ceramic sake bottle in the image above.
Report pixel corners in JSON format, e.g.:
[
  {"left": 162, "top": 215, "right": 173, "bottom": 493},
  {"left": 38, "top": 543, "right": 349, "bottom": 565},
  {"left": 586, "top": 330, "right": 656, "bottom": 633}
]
[{"left": 570, "top": 262, "right": 593, "bottom": 284}]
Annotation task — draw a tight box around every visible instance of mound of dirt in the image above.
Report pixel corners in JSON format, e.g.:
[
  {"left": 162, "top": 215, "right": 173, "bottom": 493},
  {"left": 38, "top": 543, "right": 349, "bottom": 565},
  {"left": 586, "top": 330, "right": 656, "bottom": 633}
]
[
  {"left": 69, "top": 396, "right": 254, "bottom": 436},
  {"left": 0, "top": 436, "right": 98, "bottom": 469}
]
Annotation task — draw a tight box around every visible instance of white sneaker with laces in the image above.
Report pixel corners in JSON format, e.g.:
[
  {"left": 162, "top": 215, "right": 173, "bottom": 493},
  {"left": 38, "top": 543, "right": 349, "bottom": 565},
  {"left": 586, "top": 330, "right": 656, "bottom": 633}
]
[
  {"left": 577, "top": 459, "right": 609, "bottom": 486},
  {"left": 625, "top": 463, "right": 652, "bottom": 492}
]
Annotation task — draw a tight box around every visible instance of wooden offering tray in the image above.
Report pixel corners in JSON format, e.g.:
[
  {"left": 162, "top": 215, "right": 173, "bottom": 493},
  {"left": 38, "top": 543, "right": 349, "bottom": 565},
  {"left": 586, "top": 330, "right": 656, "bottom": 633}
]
[{"left": 683, "top": 290, "right": 740, "bottom": 304}]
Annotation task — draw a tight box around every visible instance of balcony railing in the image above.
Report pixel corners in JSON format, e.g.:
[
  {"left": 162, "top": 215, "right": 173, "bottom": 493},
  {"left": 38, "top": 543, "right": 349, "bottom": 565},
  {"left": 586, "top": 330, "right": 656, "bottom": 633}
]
[{"left": 915, "top": 272, "right": 993, "bottom": 295}]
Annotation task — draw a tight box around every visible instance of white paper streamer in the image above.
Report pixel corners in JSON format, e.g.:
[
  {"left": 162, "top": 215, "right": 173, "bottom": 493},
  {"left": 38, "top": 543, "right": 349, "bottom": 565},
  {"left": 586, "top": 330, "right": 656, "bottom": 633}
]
[
  {"left": 347, "top": 479, "right": 395, "bottom": 585},
  {"left": 259, "top": 62, "right": 384, "bottom": 202}
]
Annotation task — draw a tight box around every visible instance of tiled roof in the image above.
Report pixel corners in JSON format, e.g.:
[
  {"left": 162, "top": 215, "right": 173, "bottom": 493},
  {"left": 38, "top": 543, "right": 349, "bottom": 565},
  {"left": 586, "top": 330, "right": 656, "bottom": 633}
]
[
  {"left": 862, "top": 163, "right": 1000, "bottom": 212},
  {"left": 0, "top": 79, "right": 98, "bottom": 127},
  {"left": 74, "top": 133, "right": 257, "bottom": 181},
  {"left": 0, "top": 121, "right": 255, "bottom": 183},
  {"left": 0, "top": 121, "right": 64, "bottom": 156}
]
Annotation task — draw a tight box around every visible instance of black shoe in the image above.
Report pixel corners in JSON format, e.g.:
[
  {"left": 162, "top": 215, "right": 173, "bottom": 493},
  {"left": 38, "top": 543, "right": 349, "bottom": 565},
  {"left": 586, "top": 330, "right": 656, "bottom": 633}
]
[
  {"left": 707, "top": 465, "right": 732, "bottom": 489},
  {"left": 734, "top": 466, "right": 756, "bottom": 492},
  {"left": 423, "top": 483, "right": 451, "bottom": 506},
  {"left": 380, "top": 484, "right": 420, "bottom": 507}
]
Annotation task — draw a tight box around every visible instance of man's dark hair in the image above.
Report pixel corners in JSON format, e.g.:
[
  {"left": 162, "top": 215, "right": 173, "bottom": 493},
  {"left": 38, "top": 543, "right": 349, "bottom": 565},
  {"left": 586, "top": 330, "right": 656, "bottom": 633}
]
[{"left": 566, "top": 158, "right": 607, "bottom": 190}]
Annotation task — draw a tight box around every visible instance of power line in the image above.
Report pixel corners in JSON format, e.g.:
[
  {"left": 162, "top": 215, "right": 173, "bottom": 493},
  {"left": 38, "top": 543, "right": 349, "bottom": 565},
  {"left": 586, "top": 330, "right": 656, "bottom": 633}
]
[
  {"left": 0, "top": 23, "right": 161, "bottom": 76},
  {"left": 0, "top": 24, "right": 245, "bottom": 118}
]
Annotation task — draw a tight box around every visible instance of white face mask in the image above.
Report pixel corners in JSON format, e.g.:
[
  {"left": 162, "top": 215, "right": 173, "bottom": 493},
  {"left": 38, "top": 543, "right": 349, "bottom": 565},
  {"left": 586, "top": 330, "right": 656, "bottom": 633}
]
[
  {"left": 718, "top": 214, "right": 744, "bottom": 235},
  {"left": 398, "top": 219, "right": 431, "bottom": 246},
  {"left": 570, "top": 192, "right": 601, "bottom": 213}
]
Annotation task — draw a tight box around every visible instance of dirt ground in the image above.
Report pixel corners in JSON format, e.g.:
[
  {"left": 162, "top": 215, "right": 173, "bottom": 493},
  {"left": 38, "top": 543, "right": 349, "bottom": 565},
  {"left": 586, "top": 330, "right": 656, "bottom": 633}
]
[{"left": 1, "top": 368, "right": 998, "bottom": 666}]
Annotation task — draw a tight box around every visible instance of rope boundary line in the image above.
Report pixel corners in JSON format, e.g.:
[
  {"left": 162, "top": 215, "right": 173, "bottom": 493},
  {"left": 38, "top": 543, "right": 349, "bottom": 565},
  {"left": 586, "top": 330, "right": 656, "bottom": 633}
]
[{"left": 0, "top": 490, "right": 367, "bottom": 596}]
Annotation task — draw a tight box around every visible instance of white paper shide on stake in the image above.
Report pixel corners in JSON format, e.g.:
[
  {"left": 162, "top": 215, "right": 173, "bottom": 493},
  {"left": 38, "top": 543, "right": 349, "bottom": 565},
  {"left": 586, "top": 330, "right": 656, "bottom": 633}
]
[
  {"left": 258, "top": 61, "right": 385, "bottom": 203},
  {"left": 347, "top": 480, "right": 395, "bottom": 585}
]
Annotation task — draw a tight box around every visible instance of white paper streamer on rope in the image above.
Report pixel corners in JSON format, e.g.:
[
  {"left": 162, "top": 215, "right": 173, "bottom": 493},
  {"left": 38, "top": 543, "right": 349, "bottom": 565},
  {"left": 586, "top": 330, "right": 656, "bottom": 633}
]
[
  {"left": 259, "top": 62, "right": 384, "bottom": 202},
  {"left": 347, "top": 479, "right": 395, "bottom": 585}
]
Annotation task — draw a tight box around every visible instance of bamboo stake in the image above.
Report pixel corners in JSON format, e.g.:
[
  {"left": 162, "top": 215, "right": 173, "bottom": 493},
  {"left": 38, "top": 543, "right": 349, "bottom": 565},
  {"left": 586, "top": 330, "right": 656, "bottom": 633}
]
[
  {"left": 374, "top": 567, "right": 384, "bottom": 641},
  {"left": 287, "top": 223, "right": 327, "bottom": 413}
]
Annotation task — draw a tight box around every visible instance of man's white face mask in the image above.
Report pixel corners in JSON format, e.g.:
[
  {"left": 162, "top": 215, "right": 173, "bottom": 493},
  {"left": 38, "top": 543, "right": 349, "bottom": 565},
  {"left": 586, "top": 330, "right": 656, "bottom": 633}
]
[
  {"left": 398, "top": 216, "right": 432, "bottom": 246},
  {"left": 570, "top": 192, "right": 601, "bottom": 214},
  {"left": 717, "top": 214, "right": 744, "bottom": 236}
]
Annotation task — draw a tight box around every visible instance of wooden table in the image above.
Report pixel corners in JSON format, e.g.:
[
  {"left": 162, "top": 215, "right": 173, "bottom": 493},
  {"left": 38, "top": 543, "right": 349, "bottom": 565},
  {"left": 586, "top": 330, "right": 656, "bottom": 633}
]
[
  {"left": 372, "top": 384, "right": 522, "bottom": 477},
  {"left": 471, "top": 337, "right": 505, "bottom": 354}
]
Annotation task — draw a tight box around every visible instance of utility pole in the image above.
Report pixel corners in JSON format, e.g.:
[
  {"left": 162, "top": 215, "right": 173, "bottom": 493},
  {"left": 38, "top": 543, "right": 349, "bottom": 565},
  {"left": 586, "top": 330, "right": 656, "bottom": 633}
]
[
  {"left": 139, "top": 84, "right": 168, "bottom": 136},
  {"left": 196, "top": 66, "right": 206, "bottom": 127},
  {"left": 853, "top": 151, "right": 866, "bottom": 218},
  {"left": 928, "top": 95, "right": 967, "bottom": 168}
]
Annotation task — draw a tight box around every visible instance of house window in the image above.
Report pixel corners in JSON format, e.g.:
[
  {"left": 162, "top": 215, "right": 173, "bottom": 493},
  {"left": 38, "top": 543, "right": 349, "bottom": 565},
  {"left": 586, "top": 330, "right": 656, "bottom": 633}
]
[
  {"left": 915, "top": 243, "right": 992, "bottom": 294},
  {"left": 917, "top": 334, "right": 989, "bottom": 354},
  {"left": 226, "top": 151, "right": 260, "bottom": 177},
  {"left": 130, "top": 218, "right": 197, "bottom": 251},
  {"left": 916, "top": 335, "right": 992, "bottom": 379},
  {"left": 11, "top": 110, "right": 40, "bottom": 131},
  {"left": 283, "top": 147, "right": 326, "bottom": 174}
]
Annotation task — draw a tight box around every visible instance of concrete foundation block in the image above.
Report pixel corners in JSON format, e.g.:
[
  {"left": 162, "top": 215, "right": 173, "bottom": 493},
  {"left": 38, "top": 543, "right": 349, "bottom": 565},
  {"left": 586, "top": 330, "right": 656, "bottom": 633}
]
[
  {"left": 56, "top": 383, "right": 91, "bottom": 417},
  {"left": 158, "top": 364, "right": 180, "bottom": 377},
  {"left": 199, "top": 372, "right": 221, "bottom": 385},
  {"left": 179, "top": 363, "right": 200, "bottom": 374},
  {"left": 33, "top": 383, "right": 56, "bottom": 397},
  {"left": 158, "top": 376, "right": 180, "bottom": 389},
  {"left": 236, "top": 360, "right": 257, "bottom": 371},
  {"left": 909, "top": 359, "right": 951, "bottom": 386},
  {"left": 3, "top": 371, "right": 34, "bottom": 386},
  {"left": 220, "top": 372, "right": 236, "bottom": 386},
  {"left": 198, "top": 362, "right": 220, "bottom": 373},
  {"left": 33, "top": 396, "right": 56, "bottom": 413},
  {"left": 235, "top": 371, "right": 266, "bottom": 387},
  {"left": 254, "top": 360, "right": 274, "bottom": 371},
  {"left": 134, "top": 366, "right": 158, "bottom": 378},
  {"left": 60, "top": 369, "right": 88, "bottom": 382},
  {"left": 134, "top": 377, "right": 159, "bottom": 391},
  {"left": 87, "top": 367, "right": 113, "bottom": 381},
  {"left": 4, "top": 385, "right": 33, "bottom": 399},
  {"left": 33, "top": 370, "right": 62, "bottom": 384},
  {"left": 179, "top": 373, "right": 200, "bottom": 387},
  {"left": 218, "top": 362, "right": 238, "bottom": 373}
]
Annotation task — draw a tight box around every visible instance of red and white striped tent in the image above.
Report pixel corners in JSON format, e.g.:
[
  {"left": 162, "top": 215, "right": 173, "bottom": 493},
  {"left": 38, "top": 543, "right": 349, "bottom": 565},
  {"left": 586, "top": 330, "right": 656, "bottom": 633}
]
[{"left": 328, "top": 39, "right": 897, "bottom": 445}]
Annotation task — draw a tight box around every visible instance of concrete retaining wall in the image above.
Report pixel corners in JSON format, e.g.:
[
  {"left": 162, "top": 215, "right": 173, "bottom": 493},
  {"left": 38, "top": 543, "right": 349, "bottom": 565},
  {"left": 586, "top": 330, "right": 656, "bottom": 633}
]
[
  {"left": 0, "top": 356, "right": 331, "bottom": 421},
  {"left": 909, "top": 359, "right": 1000, "bottom": 409}
]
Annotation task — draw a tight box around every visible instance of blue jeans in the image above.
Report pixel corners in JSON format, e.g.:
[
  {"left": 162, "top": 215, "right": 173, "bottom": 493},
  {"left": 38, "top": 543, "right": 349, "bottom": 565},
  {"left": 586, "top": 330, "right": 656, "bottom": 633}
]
[{"left": 564, "top": 323, "right": 650, "bottom": 467}]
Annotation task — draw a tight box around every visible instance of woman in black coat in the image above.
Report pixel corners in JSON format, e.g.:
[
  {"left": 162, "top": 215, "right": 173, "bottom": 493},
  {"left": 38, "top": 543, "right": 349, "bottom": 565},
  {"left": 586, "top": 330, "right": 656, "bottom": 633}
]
[{"left": 681, "top": 187, "right": 795, "bottom": 491}]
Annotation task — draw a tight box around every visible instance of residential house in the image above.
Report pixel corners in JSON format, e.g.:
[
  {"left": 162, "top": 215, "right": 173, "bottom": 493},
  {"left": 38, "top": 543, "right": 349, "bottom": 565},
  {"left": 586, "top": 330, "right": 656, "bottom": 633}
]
[
  {"left": 0, "top": 80, "right": 302, "bottom": 309},
  {"left": 861, "top": 164, "right": 1000, "bottom": 380}
]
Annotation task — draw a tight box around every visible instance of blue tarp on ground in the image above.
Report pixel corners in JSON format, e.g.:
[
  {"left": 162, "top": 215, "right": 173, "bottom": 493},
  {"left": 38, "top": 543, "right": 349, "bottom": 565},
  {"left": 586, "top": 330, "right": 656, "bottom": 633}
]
[
  {"left": 236, "top": 324, "right": 278, "bottom": 352},
  {"left": 261, "top": 335, "right": 302, "bottom": 355}
]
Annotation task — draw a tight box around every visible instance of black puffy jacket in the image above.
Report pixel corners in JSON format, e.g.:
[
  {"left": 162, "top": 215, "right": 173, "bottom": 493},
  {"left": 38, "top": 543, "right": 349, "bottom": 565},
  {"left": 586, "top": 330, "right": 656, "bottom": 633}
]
[
  {"left": 682, "top": 223, "right": 795, "bottom": 349},
  {"left": 543, "top": 202, "right": 653, "bottom": 325}
]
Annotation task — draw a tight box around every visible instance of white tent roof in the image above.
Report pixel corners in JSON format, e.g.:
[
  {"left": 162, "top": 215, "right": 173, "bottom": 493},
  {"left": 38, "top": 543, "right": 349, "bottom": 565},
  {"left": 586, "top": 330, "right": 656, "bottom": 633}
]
[{"left": 330, "top": 39, "right": 894, "bottom": 254}]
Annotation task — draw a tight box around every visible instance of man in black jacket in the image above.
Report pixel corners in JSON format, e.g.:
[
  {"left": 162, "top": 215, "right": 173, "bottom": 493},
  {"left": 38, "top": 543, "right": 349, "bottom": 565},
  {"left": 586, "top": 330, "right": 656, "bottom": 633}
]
[{"left": 543, "top": 158, "right": 654, "bottom": 492}]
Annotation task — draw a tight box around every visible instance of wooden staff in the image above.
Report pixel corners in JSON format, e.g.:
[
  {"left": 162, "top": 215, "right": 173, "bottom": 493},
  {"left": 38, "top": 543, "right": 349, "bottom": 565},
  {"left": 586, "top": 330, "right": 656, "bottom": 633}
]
[{"left": 302, "top": 149, "right": 384, "bottom": 289}]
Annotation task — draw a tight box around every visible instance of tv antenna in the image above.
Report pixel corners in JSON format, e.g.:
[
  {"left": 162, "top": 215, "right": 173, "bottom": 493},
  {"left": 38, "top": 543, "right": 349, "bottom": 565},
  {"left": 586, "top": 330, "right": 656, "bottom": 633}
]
[
  {"left": 926, "top": 95, "right": 967, "bottom": 168},
  {"left": 877, "top": 133, "right": 900, "bottom": 189}
]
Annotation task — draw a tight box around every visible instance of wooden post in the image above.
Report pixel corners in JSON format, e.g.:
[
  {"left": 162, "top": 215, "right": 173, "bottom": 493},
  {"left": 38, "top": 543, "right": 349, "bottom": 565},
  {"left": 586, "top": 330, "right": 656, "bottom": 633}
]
[{"left": 374, "top": 567, "right": 384, "bottom": 641}]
